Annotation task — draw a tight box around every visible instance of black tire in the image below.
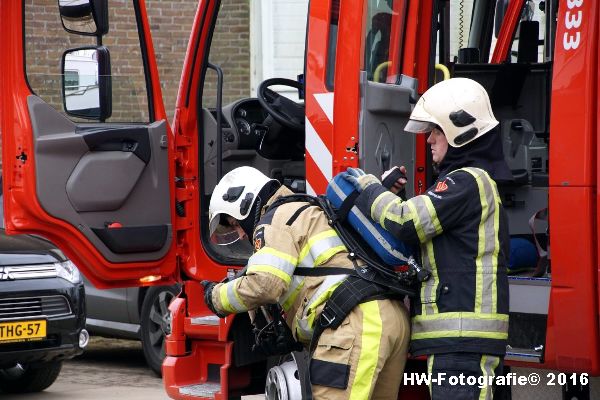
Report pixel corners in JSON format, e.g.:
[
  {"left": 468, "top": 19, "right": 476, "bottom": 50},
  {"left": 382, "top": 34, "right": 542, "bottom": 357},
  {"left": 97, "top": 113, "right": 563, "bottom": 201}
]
[
  {"left": 140, "top": 285, "right": 180, "bottom": 376},
  {"left": 0, "top": 361, "right": 62, "bottom": 393}
]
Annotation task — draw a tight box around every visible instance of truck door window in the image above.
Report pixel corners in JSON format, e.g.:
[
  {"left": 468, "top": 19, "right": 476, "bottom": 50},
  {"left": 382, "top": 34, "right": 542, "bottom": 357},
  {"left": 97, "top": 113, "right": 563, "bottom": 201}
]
[
  {"left": 364, "top": 0, "right": 406, "bottom": 83},
  {"left": 200, "top": 2, "right": 308, "bottom": 264},
  {"left": 25, "top": 1, "right": 150, "bottom": 123},
  {"left": 325, "top": 0, "right": 341, "bottom": 89}
]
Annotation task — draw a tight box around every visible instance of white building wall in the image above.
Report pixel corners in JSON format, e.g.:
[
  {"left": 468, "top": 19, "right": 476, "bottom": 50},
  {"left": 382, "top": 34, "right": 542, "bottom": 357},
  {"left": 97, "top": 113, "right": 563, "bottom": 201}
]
[{"left": 250, "top": 0, "right": 309, "bottom": 100}]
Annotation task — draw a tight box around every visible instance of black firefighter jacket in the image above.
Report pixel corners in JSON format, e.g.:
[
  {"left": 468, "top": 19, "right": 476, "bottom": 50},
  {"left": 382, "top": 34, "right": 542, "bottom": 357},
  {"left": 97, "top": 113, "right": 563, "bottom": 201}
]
[{"left": 356, "top": 166, "right": 509, "bottom": 356}]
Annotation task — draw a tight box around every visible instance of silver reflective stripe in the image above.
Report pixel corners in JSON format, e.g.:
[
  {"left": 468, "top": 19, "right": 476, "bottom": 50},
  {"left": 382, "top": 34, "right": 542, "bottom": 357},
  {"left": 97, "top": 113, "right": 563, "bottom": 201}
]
[
  {"left": 329, "top": 180, "right": 408, "bottom": 261},
  {"left": 412, "top": 316, "right": 508, "bottom": 335},
  {"left": 459, "top": 168, "right": 500, "bottom": 314},
  {"left": 304, "top": 274, "right": 348, "bottom": 314},
  {"left": 478, "top": 173, "right": 498, "bottom": 314},
  {"left": 296, "top": 274, "right": 348, "bottom": 338},
  {"left": 248, "top": 251, "right": 296, "bottom": 277},
  {"left": 411, "top": 196, "right": 439, "bottom": 239},
  {"left": 372, "top": 191, "right": 400, "bottom": 222},
  {"left": 296, "top": 317, "right": 313, "bottom": 340},
  {"left": 226, "top": 282, "right": 247, "bottom": 312},
  {"left": 298, "top": 234, "right": 345, "bottom": 269},
  {"left": 421, "top": 242, "right": 438, "bottom": 315},
  {"left": 480, "top": 355, "right": 500, "bottom": 400},
  {"left": 280, "top": 275, "right": 304, "bottom": 310}
]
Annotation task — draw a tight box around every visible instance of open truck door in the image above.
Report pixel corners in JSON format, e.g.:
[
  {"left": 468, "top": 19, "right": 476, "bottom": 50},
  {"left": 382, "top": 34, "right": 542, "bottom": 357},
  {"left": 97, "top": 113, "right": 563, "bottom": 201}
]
[{"left": 0, "top": 0, "right": 178, "bottom": 288}]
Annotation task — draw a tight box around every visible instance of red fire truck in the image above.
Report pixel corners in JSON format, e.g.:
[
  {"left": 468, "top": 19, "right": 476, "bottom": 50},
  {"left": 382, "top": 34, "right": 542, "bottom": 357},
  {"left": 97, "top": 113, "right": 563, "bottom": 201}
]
[{"left": 0, "top": 0, "right": 597, "bottom": 398}]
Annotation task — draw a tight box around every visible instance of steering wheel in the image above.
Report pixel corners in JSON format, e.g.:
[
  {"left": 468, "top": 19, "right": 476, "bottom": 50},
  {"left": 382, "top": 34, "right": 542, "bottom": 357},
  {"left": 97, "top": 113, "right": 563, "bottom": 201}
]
[{"left": 257, "top": 78, "right": 305, "bottom": 131}]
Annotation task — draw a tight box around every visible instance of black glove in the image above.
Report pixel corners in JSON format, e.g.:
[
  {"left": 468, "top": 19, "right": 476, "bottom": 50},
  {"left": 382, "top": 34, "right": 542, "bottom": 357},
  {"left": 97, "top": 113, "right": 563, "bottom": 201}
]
[
  {"left": 201, "top": 280, "right": 227, "bottom": 318},
  {"left": 252, "top": 305, "right": 303, "bottom": 356}
]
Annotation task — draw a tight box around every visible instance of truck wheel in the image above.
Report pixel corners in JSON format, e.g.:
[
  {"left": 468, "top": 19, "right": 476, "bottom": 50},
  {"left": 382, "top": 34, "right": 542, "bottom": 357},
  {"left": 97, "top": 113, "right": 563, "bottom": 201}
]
[
  {"left": 140, "top": 285, "right": 180, "bottom": 376},
  {"left": 0, "top": 361, "right": 62, "bottom": 393},
  {"left": 265, "top": 352, "right": 311, "bottom": 400}
]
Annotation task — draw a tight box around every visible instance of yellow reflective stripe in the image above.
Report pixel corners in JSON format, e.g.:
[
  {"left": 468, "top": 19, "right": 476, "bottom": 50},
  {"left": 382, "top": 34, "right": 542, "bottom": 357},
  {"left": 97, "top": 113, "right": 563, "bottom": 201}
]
[
  {"left": 305, "top": 279, "right": 344, "bottom": 317},
  {"left": 460, "top": 167, "right": 503, "bottom": 314},
  {"left": 413, "top": 312, "right": 509, "bottom": 321},
  {"left": 298, "top": 229, "right": 344, "bottom": 267},
  {"left": 297, "top": 276, "right": 347, "bottom": 339},
  {"left": 218, "top": 284, "right": 235, "bottom": 313},
  {"left": 490, "top": 178, "right": 501, "bottom": 315},
  {"left": 314, "top": 245, "right": 346, "bottom": 265},
  {"left": 406, "top": 201, "right": 426, "bottom": 243},
  {"left": 378, "top": 195, "right": 397, "bottom": 227},
  {"left": 422, "top": 242, "right": 439, "bottom": 314},
  {"left": 246, "top": 265, "right": 292, "bottom": 285},
  {"left": 281, "top": 277, "right": 305, "bottom": 311},
  {"left": 254, "top": 246, "right": 298, "bottom": 266},
  {"left": 371, "top": 191, "right": 391, "bottom": 221},
  {"left": 479, "top": 355, "right": 499, "bottom": 400},
  {"left": 427, "top": 355, "right": 434, "bottom": 397},
  {"left": 423, "top": 196, "right": 443, "bottom": 235},
  {"left": 412, "top": 330, "right": 508, "bottom": 340},
  {"left": 479, "top": 355, "right": 489, "bottom": 400},
  {"left": 218, "top": 282, "right": 247, "bottom": 314},
  {"left": 411, "top": 312, "right": 508, "bottom": 340},
  {"left": 349, "top": 301, "right": 383, "bottom": 400},
  {"left": 298, "top": 229, "right": 336, "bottom": 260},
  {"left": 374, "top": 195, "right": 416, "bottom": 228},
  {"left": 460, "top": 168, "right": 487, "bottom": 313}
]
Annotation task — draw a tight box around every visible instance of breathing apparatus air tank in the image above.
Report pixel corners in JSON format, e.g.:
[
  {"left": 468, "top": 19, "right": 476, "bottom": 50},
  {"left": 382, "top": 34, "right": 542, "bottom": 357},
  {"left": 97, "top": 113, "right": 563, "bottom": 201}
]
[{"left": 325, "top": 170, "right": 415, "bottom": 266}]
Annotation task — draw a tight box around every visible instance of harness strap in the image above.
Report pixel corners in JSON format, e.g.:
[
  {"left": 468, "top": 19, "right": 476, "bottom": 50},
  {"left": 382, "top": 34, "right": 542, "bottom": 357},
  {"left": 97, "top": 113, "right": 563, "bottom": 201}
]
[
  {"left": 294, "top": 267, "right": 356, "bottom": 277},
  {"left": 336, "top": 190, "right": 360, "bottom": 221},
  {"left": 265, "top": 193, "right": 419, "bottom": 296},
  {"left": 286, "top": 204, "right": 313, "bottom": 226},
  {"left": 309, "top": 275, "right": 397, "bottom": 353}
]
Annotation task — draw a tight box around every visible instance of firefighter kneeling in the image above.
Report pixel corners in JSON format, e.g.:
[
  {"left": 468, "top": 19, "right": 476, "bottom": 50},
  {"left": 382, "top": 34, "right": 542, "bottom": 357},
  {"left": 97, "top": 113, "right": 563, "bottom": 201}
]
[{"left": 202, "top": 166, "right": 410, "bottom": 399}]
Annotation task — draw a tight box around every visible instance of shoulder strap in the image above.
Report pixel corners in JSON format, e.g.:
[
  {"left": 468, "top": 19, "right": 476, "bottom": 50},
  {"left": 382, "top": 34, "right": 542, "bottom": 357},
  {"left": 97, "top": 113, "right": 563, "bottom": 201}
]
[
  {"left": 286, "top": 204, "right": 313, "bottom": 226},
  {"left": 265, "top": 194, "right": 320, "bottom": 214},
  {"left": 294, "top": 267, "right": 357, "bottom": 276}
]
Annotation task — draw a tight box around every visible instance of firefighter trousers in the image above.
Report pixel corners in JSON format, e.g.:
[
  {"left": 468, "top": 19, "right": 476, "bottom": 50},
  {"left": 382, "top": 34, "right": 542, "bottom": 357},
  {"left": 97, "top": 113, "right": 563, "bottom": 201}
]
[
  {"left": 309, "top": 298, "right": 410, "bottom": 399},
  {"left": 427, "top": 352, "right": 504, "bottom": 400}
]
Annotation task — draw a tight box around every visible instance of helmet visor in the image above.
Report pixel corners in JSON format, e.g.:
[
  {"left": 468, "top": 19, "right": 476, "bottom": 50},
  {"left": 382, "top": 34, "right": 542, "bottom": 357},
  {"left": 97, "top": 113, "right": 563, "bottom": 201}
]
[
  {"left": 209, "top": 214, "right": 247, "bottom": 246},
  {"left": 404, "top": 120, "right": 438, "bottom": 134},
  {"left": 210, "top": 225, "right": 245, "bottom": 246}
]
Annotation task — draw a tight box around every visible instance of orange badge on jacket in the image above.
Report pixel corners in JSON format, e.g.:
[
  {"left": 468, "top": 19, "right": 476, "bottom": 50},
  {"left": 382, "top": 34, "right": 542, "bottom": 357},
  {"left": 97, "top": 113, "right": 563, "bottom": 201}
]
[
  {"left": 435, "top": 180, "right": 449, "bottom": 192},
  {"left": 253, "top": 227, "right": 265, "bottom": 251}
]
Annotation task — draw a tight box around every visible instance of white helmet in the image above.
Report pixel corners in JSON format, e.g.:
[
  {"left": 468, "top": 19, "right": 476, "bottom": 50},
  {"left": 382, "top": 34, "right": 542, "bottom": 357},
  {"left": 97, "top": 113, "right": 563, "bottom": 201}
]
[
  {"left": 208, "top": 167, "right": 279, "bottom": 240},
  {"left": 404, "top": 78, "right": 498, "bottom": 147}
]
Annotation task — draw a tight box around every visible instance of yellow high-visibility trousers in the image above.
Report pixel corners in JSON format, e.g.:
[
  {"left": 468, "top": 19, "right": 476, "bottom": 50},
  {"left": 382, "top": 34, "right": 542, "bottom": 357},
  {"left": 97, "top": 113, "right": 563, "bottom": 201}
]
[{"left": 310, "top": 299, "right": 410, "bottom": 400}]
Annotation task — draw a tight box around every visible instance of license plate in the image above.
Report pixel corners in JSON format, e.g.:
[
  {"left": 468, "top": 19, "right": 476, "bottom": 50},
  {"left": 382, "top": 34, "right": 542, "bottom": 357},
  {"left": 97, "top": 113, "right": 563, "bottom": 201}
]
[{"left": 0, "top": 320, "right": 46, "bottom": 343}]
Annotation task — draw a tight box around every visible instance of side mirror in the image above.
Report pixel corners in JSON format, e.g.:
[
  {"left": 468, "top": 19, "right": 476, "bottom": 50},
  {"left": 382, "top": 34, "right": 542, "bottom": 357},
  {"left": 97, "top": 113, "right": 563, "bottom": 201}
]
[
  {"left": 58, "top": 0, "right": 108, "bottom": 36},
  {"left": 494, "top": 0, "right": 510, "bottom": 38},
  {"left": 62, "top": 46, "right": 112, "bottom": 121}
]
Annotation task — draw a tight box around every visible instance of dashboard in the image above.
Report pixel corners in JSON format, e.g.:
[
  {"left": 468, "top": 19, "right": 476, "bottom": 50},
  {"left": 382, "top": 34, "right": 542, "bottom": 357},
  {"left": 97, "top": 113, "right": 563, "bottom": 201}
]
[{"left": 230, "top": 99, "right": 268, "bottom": 150}]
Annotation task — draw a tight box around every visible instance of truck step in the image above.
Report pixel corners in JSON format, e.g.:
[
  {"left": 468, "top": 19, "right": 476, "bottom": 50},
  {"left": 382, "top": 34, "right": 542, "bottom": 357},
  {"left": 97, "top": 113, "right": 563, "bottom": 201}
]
[
  {"left": 506, "top": 347, "right": 543, "bottom": 363},
  {"left": 178, "top": 382, "right": 221, "bottom": 398}
]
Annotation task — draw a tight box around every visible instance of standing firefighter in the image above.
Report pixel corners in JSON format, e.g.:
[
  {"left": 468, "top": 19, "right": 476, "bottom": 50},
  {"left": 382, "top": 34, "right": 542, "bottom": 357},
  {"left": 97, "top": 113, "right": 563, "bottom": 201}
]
[
  {"left": 202, "top": 166, "right": 410, "bottom": 399},
  {"left": 344, "top": 78, "right": 511, "bottom": 400}
]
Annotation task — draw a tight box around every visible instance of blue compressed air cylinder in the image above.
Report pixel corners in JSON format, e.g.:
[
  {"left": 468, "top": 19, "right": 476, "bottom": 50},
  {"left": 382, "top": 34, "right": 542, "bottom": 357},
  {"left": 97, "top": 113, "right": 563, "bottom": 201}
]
[
  {"left": 326, "top": 173, "right": 413, "bottom": 265},
  {"left": 508, "top": 237, "right": 538, "bottom": 271}
]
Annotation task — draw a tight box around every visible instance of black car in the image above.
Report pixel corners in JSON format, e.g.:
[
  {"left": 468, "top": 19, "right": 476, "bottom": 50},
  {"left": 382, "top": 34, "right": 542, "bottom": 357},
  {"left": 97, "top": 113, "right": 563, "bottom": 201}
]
[{"left": 0, "top": 227, "right": 88, "bottom": 393}]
